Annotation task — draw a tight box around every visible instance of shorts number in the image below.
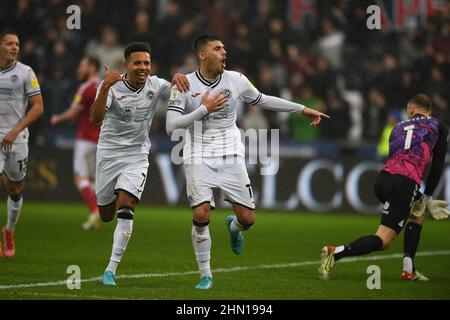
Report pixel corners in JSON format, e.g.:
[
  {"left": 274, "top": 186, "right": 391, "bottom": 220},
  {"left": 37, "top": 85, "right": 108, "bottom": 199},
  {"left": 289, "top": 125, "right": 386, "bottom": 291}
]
[
  {"left": 18, "top": 158, "right": 28, "bottom": 173},
  {"left": 403, "top": 125, "right": 414, "bottom": 150}
]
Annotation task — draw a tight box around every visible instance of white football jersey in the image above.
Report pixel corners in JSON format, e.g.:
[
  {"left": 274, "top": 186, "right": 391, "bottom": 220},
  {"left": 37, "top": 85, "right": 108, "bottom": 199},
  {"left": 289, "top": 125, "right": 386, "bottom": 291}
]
[
  {"left": 0, "top": 61, "right": 41, "bottom": 143},
  {"left": 96, "top": 75, "right": 171, "bottom": 158},
  {"left": 168, "top": 70, "right": 261, "bottom": 160}
]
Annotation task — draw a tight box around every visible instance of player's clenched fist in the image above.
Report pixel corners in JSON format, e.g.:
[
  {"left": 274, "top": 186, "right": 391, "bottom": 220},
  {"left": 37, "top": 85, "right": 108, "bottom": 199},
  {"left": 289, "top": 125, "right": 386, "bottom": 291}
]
[{"left": 201, "top": 90, "right": 228, "bottom": 112}]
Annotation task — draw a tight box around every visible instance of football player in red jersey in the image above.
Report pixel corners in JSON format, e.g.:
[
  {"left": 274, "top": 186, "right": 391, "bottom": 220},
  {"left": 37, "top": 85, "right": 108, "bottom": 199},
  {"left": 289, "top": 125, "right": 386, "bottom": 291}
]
[{"left": 51, "top": 56, "right": 102, "bottom": 230}]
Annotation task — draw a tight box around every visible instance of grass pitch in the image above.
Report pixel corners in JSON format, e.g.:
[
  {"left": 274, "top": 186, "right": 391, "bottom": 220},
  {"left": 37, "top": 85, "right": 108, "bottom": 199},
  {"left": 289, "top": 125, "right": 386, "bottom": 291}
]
[{"left": 0, "top": 202, "right": 449, "bottom": 300}]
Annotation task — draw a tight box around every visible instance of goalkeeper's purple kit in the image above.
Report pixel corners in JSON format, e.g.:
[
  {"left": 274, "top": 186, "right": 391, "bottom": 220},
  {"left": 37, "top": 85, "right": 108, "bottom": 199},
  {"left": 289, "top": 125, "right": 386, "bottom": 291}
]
[
  {"left": 371, "top": 114, "right": 449, "bottom": 233},
  {"left": 382, "top": 114, "right": 448, "bottom": 196},
  {"left": 325, "top": 113, "right": 448, "bottom": 267}
]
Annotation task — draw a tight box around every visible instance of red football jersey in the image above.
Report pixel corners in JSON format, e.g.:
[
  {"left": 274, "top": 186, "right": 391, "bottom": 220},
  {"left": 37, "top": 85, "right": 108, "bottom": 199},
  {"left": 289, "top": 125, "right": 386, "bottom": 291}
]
[{"left": 72, "top": 79, "right": 101, "bottom": 143}]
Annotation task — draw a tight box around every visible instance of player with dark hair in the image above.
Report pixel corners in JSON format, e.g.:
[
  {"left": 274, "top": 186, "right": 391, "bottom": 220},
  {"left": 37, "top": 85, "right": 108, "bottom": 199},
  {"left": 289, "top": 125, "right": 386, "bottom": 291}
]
[
  {"left": 90, "top": 42, "right": 189, "bottom": 285},
  {"left": 319, "top": 94, "right": 449, "bottom": 280},
  {"left": 51, "top": 56, "right": 102, "bottom": 230},
  {"left": 166, "top": 34, "right": 329, "bottom": 289},
  {"left": 0, "top": 29, "right": 44, "bottom": 259}
]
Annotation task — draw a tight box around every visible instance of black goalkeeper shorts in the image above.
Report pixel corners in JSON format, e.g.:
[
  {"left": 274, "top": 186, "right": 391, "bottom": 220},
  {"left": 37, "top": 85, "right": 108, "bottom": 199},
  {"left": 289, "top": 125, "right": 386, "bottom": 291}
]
[{"left": 374, "top": 171, "right": 420, "bottom": 234}]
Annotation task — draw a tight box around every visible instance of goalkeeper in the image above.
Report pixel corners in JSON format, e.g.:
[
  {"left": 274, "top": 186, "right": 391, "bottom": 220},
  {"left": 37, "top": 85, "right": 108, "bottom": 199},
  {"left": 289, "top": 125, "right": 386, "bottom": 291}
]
[{"left": 319, "top": 94, "right": 449, "bottom": 281}]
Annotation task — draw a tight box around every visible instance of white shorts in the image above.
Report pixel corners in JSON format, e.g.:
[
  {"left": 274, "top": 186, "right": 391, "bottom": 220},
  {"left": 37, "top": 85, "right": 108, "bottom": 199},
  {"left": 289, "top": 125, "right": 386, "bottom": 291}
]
[
  {"left": 184, "top": 156, "right": 255, "bottom": 210},
  {"left": 95, "top": 153, "right": 149, "bottom": 206},
  {"left": 0, "top": 143, "right": 28, "bottom": 182},
  {"left": 73, "top": 139, "right": 97, "bottom": 178}
]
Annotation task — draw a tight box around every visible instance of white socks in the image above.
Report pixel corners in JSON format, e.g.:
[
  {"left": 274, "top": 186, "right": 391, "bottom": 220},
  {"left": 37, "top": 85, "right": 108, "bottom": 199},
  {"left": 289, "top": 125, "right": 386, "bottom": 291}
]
[
  {"left": 403, "top": 256, "right": 414, "bottom": 273},
  {"left": 7, "top": 196, "right": 23, "bottom": 232},
  {"left": 334, "top": 245, "right": 345, "bottom": 255},
  {"left": 106, "top": 207, "right": 134, "bottom": 275},
  {"left": 192, "top": 224, "right": 212, "bottom": 278},
  {"left": 229, "top": 216, "right": 245, "bottom": 234}
]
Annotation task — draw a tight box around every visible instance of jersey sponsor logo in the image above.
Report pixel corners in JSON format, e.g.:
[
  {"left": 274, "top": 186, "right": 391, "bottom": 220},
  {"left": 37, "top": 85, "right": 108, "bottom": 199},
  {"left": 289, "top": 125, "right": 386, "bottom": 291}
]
[
  {"left": 11, "top": 75, "right": 18, "bottom": 83},
  {"left": 0, "top": 87, "right": 13, "bottom": 95},
  {"left": 146, "top": 90, "right": 155, "bottom": 100},
  {"left": 134, "top": 105, "right": 152, "bottom": 122},
  {"left": 191, "top": 92, "right": 201, "bottom": 98},
  {"left": 210, "top": 111, "right": 228, "bottom": 120}
]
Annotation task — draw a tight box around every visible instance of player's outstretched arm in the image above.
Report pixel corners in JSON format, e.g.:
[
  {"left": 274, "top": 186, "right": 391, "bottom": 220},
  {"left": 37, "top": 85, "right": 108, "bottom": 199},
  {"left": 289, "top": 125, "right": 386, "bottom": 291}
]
[
  {"left": 253, "top": 94, "right": 329, "bottom": 126},
  {"left": 1, "top": 94, "right": 44, "bottom": 150},
  {"left": 90, "top": 66, "right": 129, "bottom": 124},
  {"left": 51, "top": 107, "right": 81, "bottom": 126}
]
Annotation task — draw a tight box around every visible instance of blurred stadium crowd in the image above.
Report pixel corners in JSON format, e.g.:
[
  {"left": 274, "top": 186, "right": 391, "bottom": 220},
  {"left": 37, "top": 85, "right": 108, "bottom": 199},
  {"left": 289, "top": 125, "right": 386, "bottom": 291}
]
[{"left": 1, "top": 0, "right": 449, "bottom": 147}]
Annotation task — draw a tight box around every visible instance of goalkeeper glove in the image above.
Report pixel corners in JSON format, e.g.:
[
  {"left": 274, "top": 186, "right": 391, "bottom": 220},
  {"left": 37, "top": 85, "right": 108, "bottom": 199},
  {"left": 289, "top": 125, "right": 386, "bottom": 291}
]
[
  {"left": 410, "top": 194, "right": 429, "bottom": 218},
  {"left": 427, "top": 199, "right": 450, "bottom": 220}
]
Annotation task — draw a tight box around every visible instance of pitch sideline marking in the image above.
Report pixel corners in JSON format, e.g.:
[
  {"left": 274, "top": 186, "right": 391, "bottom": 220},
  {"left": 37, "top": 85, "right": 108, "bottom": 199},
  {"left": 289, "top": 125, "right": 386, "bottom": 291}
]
[{"left": 0, "top": 250, "right": 449, "bottom": 290}]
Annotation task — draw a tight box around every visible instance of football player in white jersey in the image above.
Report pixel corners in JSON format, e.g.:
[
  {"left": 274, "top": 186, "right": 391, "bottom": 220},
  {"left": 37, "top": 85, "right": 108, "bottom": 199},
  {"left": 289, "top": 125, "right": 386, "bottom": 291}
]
[
  {"left": 0, "top": 30, "right": 44, "bottom": 260},
  {"left": 90, "top": 42, "right": 189, "bottom": 285},
  {"left": 166, "top": 35, "right": 329, "bottom": 289}
]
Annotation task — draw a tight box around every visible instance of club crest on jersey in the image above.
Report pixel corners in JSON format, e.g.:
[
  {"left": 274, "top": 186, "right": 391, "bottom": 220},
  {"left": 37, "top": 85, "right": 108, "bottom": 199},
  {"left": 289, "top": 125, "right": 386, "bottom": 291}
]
[
  {"left": 11, "top": 75, "right": 18, "bottom": 83},
  {"left": 222, "top": 88, "right": 232, "bottom": 98},
  {"left": 122, "top": 106, "right": 134, "bottom": 122},
  {"left": 146, "top": 90, "right": 155, "bottom": 100}
]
